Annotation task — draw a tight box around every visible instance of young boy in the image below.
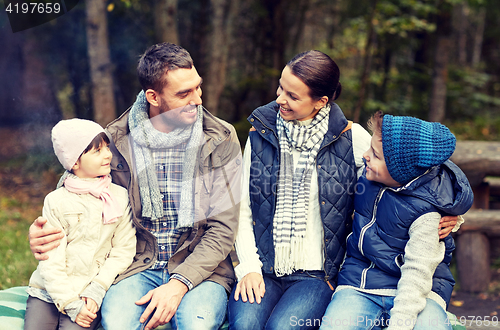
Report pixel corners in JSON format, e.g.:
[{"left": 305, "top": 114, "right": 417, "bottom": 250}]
[
  {"left": 320, "top": 112, "right": 473, "bottom": 330},
  {"left": 24, "top": 119, "right": 136, "bottom": 330}
]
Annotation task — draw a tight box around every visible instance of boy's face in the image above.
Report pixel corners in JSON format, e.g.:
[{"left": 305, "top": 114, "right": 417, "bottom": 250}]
[
  {"left": 72, "top": 142, "right": 112, "bottom": 179},
  {"left": 363, "top": 132, "right": 401, "bottom": 187}
]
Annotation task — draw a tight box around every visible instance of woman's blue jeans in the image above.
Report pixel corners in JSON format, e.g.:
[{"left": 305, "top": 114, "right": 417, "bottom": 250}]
[
  {"left": 100, "top": 268, "right": 228, "bottom": 330},
  {"left": 319, "top": 288, "right": 452, "bottom": 330},
  {"left": 228, "top": 270, "right": 333, "bottom": 330}
]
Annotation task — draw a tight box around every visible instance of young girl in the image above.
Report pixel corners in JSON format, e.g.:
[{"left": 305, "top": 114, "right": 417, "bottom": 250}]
[{"left": 24, "top": 119, "right": 136, "bottom": 330}]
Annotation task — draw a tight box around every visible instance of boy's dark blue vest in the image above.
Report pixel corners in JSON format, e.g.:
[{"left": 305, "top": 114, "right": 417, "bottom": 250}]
[
  {"left": 247, "top": 101, "right": 357, "bottom": 284},
  {"left": 338, "top": 162, "right": 473, "bottom": 305}
]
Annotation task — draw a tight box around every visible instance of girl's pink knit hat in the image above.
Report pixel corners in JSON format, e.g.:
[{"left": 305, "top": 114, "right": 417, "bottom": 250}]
[{"left": 51, "top": 118, "right": 105, "bottom": 170}]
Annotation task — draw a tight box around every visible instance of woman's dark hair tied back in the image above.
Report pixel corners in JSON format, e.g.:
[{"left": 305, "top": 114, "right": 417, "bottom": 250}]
[
  {"left": 335, "top": 82, "right": 342, "bottom": 101},
  {"left": 287, "top": 50, "right": 341, "bottom": 104}
]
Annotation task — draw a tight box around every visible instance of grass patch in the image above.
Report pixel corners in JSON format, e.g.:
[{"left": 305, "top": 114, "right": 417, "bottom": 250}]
[{"left": 0, "top": 197, "right": 40, "bottom": 290}]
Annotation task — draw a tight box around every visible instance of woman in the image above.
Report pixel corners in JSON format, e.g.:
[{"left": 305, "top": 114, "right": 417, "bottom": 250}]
[{"left": 228, "top": 50, "right": 458, "bottom": 330}]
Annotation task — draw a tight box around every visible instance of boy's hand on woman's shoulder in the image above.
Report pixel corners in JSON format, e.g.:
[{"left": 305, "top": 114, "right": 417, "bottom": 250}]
[{"left": 438, "top": 215, "right": 458, "bottom": 239}]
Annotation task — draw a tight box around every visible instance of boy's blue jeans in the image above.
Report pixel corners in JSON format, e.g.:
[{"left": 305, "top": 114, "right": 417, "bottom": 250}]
[
  {"left": 319, "top": 288, "right": 452, "bottom": 330},
  {"left": 100, "top": 268, "right": 227, "bottom": 330},
  {"left": 228, "top": 270, "right": 333, "bottom": 330}
]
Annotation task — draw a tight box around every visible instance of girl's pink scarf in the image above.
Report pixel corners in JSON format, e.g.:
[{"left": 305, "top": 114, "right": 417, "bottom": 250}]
[{"left": 64, "top": 175, "right": 122, "bottom": 224}]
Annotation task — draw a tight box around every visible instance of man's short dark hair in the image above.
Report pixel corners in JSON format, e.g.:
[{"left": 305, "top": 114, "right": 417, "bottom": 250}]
[{"left": 137, "top": 43, "right": 194, "bottom": 92}]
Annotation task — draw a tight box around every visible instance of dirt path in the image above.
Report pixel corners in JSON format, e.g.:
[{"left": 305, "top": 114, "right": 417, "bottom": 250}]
[{"left": 449, "top": 290, "right": 500, "bottom": 329}]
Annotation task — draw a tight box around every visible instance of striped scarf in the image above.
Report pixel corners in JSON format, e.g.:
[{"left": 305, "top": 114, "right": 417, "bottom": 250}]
[
  {"left": 128, "top": 91, "right": 203, "bottom": 227},
  {"left": 274, "top": 105, "right": 330, "bottom": 276}
]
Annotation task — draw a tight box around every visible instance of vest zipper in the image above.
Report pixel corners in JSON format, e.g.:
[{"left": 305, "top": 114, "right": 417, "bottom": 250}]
[
  {"left": 317, "top": 123, "right": 348, "bottom": 279},
  {"left": 360, "top": 262, "right": 374, "bottom": 288},
  {"left": 357, "top": 169, "right": 432, "bottom": 290},
  {"left": 251, "top": 114, "right": 280, "bottom": 272},
  {"left": 358, "top": 187, "right": 387, "bottom": 256}
]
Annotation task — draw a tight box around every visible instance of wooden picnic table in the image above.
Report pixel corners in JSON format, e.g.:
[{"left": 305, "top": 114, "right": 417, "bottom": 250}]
[{"left": 451, "top": 141, "right": 500, "bottom": 186}]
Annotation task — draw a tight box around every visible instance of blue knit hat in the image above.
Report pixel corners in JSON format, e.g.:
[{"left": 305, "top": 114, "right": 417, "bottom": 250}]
[{"left": 382, "top": 115, "right": 456, "bottom": 185}]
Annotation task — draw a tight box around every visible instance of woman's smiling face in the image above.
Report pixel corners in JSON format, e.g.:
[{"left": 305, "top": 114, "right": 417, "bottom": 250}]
[{"left": 275, "top": 66, "right": 327, "bottom": 122}]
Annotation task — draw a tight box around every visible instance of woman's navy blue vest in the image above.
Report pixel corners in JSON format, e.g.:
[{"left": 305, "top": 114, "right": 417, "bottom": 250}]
[{"left": 247, "top": 101, "right": 357, "bottom": 284}]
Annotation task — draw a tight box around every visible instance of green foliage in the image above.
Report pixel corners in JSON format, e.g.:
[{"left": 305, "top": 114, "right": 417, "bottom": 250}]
[
  {"left": 446, "top": 66, "right": 500, "bottom": 140},
  {"left": 375, "top": 0, "right": 437, "bottom": 37},
  {"left": 0, "top": 197, "right": 39, "bottom": 290}
]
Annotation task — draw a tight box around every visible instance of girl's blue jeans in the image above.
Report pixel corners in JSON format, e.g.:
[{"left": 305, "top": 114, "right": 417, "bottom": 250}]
[
  {"left": 319, "top": 288, "right": 452, "bottom": 330},
  {"left": 100, "top": 268, "right": 227, "bottom": 330},
  {"left": 227, "top": 270, "right": 333, "bottom": 330}
]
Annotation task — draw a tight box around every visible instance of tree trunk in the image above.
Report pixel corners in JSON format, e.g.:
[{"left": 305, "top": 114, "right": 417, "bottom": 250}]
[
  {"left": 22, "top": 34, "right": 61, "bottom": 124},
  {"left": 429, "top": 36, "right": 450, "bottom": 123},
  {"left": 154, "top": 0, "right": 179, "bottom": 44},
  {"left": 429, "top": 2, "right": 452, "bottom": 123},
  {"left": 353, "top": 0, "right": 377, "bottom": 123},
  {"left": 471, "top": 7, "right": 486, "bottom": 67},
  {"left": 327, "top": 0, "right": 342, "bottom": 49},
  {"left": 289, "top": 0, "right": 309, "bottom": 53},
  {"left": 85, "top": 0, "right": 116, "bottom": 127},
  {"left": 453, "top": 3, "right": 468, "bottom": 66},
  {"left": 202, "top": 0, "right": 237, "bottom": 115},
  {"left": 270, "top": 0, "right": 286, "bottom": 101},
  {"left": 0, "top": 28, "right": 24, "bottom": 124}
]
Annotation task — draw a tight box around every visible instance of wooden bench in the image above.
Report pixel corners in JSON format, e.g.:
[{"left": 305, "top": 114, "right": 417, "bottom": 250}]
[
  {"left": 450, "top": 141, "right": 500, "bottom": 293},
  {"left": 455, "top": 209, "right": 500, "bottom": 292},
  {"left": 0, "top": 286, "right": 229, "bottom": 330}
]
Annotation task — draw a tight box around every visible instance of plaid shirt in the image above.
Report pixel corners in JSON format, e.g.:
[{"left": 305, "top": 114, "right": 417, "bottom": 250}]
[{"left": 140, "top": 142, "right": 193, "bottom": 289}]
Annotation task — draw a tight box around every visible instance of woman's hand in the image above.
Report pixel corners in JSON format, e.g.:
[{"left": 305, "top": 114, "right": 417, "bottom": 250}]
[
  {"left": 438, "top": 215, "right": 458, "bottom": 239},
  {"left": 29, "top": 217, "right": 64, "bottom": 261},
  {"left": 233, "top": 272, "right": 265, "bottom": 304}
]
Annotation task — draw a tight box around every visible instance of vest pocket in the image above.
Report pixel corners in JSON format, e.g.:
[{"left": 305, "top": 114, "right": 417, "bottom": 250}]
[{"left": 62, "top": 212, "right": 84, "bottom": 240}]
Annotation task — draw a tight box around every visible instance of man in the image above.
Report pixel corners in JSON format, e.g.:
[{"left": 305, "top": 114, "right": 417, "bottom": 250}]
[{"left": 29, "top": 43, "right": 242, "bottom": 330}]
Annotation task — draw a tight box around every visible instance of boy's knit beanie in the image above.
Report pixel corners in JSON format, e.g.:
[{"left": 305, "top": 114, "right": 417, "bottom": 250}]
[
  {"left": 382, "top": 115, "right": 456, "bottom": 185},
  {"left": 51, "top": 118, "right": 105, "bottom": 170}
]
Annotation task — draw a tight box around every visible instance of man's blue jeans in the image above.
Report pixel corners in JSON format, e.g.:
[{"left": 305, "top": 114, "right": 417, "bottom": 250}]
[
  {"left": 227, "top": 270, "right": 333, "bottom": 330},
  {"left": 319, "top": 288, "right": 452, "bottom": 330},
  {"left": 100, "top": 269, "right": 228, "bottom": 330}
]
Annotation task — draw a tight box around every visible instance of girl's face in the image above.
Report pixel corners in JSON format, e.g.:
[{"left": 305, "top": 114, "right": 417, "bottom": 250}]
[
  {"left": 276, "top": 66, "right": 328, "bottom": 121},
  {"left": 72, "top": 142, "right": 112, "bottom": 179}
]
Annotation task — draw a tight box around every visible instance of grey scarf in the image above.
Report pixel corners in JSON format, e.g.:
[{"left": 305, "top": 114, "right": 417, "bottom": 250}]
[
  {"left": 128, "top": 91, "right": 203, "bottom": 228},
  {"left": 273, "top": 105, "right": 330, "bottom": 276}
]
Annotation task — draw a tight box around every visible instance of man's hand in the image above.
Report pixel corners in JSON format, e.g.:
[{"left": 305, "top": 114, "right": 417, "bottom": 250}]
[
  {"left": 29, "top": 217, "right": 64, "bottom": 261},
  {"left": 439, "top": 215, "right": 458, "bottom": 239},
  {"left": 135, "top": 278, "right": 188, "bottom": 330},
  {"left": 75, "top": 300, "right": 97, "bottom": 328},
  {"left": 234, "top": 272, "right": 265, "bottom": 304}
]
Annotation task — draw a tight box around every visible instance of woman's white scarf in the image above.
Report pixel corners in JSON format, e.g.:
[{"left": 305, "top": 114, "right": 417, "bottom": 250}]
[
  {"left": 274, "top": 105, "right": 330, "bottom": 276},
  {"left": 128, "top": 91, "right": 203, "bottom": 228}
]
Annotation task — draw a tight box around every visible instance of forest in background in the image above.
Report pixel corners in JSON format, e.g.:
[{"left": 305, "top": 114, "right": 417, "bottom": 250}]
[{"left": 1, "top": 0, "right": 500, "bottom": 145}]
